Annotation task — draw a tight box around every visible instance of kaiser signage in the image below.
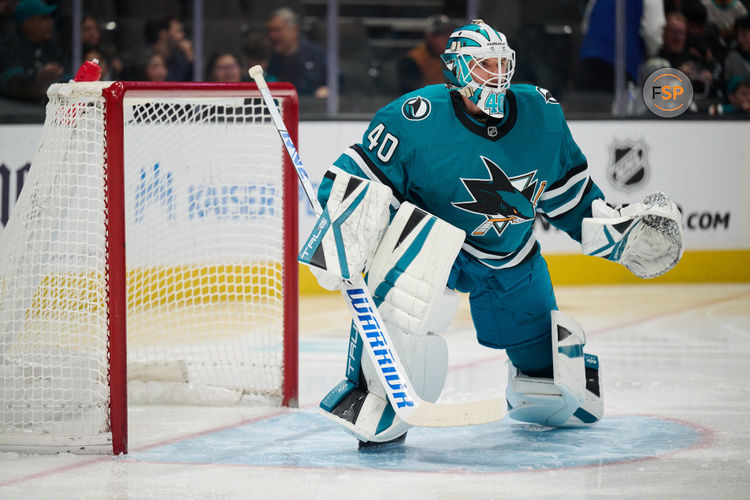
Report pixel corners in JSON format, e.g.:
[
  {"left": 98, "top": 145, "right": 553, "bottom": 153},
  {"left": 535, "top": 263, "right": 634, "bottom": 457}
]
[
  {"left": 0, "top": 162, "right": 30, "bottom": 227},
  {"left": 0, "top": 125, "right": 39, "bottom": 230},
  {"left": 2, "top": 121, "right": 748, "bottom": 253}
]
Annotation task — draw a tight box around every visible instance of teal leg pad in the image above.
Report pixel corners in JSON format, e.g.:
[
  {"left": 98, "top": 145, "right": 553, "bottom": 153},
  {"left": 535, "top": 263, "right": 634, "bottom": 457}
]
[{"left": 375, "top": 402, "right": 396, "bottom": 435}]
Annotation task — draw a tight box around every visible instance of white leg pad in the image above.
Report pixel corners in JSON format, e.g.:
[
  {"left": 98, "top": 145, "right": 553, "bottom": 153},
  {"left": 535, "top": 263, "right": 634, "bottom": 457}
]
[
  {"left": 344, "top": 331, "right": 449, "bottom": 443},
  {"left": 506, "top": 310, "right": 603, "bottom": 427},
  {"left": 321, "top": 203, "right": 464, "bottom": 443},
  {"left": 368, "top": 202, "right": 465, "bottom": 338},
  {"left": 424, "top": 288, "right": 461, "bottom": 334},
  {"left": 362, "top": 330, "right": 449, "bottom": 405}
]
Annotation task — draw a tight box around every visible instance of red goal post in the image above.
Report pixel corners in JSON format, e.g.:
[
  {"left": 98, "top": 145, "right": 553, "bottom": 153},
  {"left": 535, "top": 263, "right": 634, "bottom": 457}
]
[{"left": 0, "top": 81, "right": 299, "bottom": 455}]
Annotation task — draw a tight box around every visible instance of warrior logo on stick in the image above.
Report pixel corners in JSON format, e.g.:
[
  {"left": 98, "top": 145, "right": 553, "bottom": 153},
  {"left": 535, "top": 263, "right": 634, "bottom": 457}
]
[{"left": 453, "top": 156, "right": 546, "bottom": 236}]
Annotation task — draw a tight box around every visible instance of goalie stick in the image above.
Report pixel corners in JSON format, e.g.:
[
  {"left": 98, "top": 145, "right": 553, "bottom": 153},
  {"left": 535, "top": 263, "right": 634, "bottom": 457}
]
[{"left": 249, "top": 65, "right": 505, "bottom": 427}]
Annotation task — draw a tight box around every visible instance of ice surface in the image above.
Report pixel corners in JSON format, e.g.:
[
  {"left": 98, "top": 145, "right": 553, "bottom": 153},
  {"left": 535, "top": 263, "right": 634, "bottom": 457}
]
[
  {"left": 131, "top": 412, "right": 705, "bottom": 472},
  {"left": 1, "top": 284, "right": 749, "bottom": 499}
]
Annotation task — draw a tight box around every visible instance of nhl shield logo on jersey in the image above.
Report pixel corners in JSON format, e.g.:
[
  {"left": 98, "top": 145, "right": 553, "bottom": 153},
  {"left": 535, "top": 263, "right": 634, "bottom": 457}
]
[
  {"left": 607, "top": 138, "right": 649, "bottom": 192},
  {"left": 401, "top": 96, "right": 432, "bottom": 121},
  {"left": 452, "top": 156, "right": 547, "bottom": 236}
]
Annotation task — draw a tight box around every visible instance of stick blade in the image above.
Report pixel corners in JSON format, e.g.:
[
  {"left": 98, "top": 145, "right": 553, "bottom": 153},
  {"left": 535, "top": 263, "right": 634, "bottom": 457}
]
[{"left": 402, "top": 398, "right": 506, "bottom": 427}]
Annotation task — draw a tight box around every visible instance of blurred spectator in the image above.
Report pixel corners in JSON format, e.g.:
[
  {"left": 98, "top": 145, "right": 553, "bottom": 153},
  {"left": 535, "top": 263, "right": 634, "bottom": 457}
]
[
  {"left": 665, "top": 0, "right": 684, "bottom": 11},
  {"left": 709, "top": 74, "right": 750, "bottom": 113},
  {"left": 659, "top": 12, "right": 691, "bottom": 66},
  {"left": 658, "top": 13, "right": 716, "bottom": 97},
  {"left": 724, "top": 16, "right": 750, "bottom": 81},
  {"left": 700, "top": 0, "right": 747, "bottom": 40},
  {"left": 144, "top": 14, "right": 193, "bottom": 81},
  {"left": 0, "top": 0, "right": 18, "bottom": 38},
  {"left": 683, "top": 1, "right": 726, "bottom": 81},
  {"left": 0, "top": 0, "right": 67, "bottom": 102},
  {"left": 577, "top": 0, "right": 666, "bottom": 91},
  {"left": 677, "top": 56, "right": 716, "bottom": 98},
  {"left": 135, "top": 50, "right": 168, "bottom": 82},
  {"left": 206, "top": 52, "right": 242, "bottom": 82},
  {"left": 396, "top": 14, "right": 456, "bottom": 94},
  {"left": 81, "top": 14, "right": 122, "bottom": 80},
  {"left": 242, "top": 32, "right": 277, "bottom": 81},
  {"left": 81, "top": 13, "right": 100, "bottom": 51},
  {"left": 725, "top": 74, "right": 750, "bottom": 111},
  {"left": 266, "top": 7, "right": 327, "bottom": 97}
]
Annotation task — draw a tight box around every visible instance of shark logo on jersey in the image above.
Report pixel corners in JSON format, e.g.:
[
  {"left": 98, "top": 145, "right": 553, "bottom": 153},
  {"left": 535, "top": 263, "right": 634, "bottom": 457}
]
[
  {"left": 401, "top": 96, "right": 432, "bottom": 121},
  {"left": 453, "top": 156, "right": 547, "bottom": 236},
  {"left": 536, "top": 86, "right": 559, "bottom": 104}
]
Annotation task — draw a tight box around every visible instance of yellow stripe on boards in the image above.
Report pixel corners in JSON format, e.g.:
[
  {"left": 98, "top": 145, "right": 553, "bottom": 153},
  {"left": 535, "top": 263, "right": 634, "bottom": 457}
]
[
  {"left": 544, "top": 250, "right": 750, "bottom": 285},
  {"left": 298, "top": 250, "right": 750, "bottom": 295},
  {"left": 23, "top": 263, "right": 285, "bottom": 320},
  {"left": 127, "top": 264, "right": 284, "bottom": 308}
]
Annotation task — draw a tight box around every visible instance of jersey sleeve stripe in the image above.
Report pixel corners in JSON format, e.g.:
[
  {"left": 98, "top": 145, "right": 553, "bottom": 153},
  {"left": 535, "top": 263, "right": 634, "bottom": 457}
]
[
  {"left": 346, "top": 145, "right": 403, "bottom": 208},
  {"left": 539, "top": 169, "right": 589, "bottom": 201},
  {"left": 545, "top": 178, "right": 594, "bottom": 220},
  {"left": 545, "top": 162, "right": 588, "bottom": 192}
]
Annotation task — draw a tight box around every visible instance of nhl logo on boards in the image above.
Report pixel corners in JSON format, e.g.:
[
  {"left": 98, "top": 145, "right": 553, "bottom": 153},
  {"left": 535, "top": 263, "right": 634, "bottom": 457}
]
[
  {"left": 401, "top": 96, "right": 432, "bottom": 121},
  {"left": 607, "top": 139, "right": 649, "bottom": 192},
  {"left": 487, "top": 126, "right": 498, "bottom": 137}
]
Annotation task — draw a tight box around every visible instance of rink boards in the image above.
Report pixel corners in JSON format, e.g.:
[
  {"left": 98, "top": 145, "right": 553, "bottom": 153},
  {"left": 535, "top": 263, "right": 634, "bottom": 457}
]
[{"left": 2, "top": 120, "right": 748, "bottom": 290}]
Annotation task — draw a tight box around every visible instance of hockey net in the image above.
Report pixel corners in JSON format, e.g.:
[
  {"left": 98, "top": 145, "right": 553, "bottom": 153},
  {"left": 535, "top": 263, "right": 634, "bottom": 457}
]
[{"left": 0, "top": 82, "right": 299, "bottom": 454}]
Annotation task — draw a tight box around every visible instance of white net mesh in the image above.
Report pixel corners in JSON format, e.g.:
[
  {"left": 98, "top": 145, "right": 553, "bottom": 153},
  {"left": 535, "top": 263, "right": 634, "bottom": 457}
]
[{"left": 0, "top": 82, "right": 294, "bottom": 452}]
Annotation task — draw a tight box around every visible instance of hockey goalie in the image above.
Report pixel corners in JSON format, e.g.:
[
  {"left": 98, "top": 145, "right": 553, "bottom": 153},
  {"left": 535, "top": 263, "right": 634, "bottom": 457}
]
[{"left": 299, "top": 19, "right": 684, "bottom": 449}]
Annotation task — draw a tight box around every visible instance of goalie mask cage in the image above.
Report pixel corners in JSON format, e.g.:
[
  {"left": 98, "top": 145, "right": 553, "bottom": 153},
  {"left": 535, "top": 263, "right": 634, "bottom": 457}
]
[{"left": 0, "top": 81, "right": 299, "bottom": 455}]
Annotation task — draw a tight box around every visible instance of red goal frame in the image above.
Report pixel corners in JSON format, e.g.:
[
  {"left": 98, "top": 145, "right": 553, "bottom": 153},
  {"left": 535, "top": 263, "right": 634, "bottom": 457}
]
[{"left": 102, "top": 82, "right": 299, "bottom": 455}]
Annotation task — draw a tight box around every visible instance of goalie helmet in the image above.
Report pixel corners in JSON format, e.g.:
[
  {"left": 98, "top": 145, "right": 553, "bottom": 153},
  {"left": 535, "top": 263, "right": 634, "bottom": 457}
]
[{"left": 440, "top": 19, "right": 516, "bottom": 118}]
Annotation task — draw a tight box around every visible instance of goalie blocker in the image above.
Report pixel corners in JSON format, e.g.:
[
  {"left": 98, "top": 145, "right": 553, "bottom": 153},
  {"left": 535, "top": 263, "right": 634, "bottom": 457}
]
[
  {"left": 298, "top": 167, "right": 392, "bottom": 290},
  {"left": 318, "top": 200, "right": 465, "bottom": 445}
]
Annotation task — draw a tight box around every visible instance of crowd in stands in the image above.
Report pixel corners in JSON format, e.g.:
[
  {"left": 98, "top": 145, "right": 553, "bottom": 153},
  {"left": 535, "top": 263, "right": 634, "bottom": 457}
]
[
  {"left": 0, "top": 0, "right": 748, "bottom": 116},
  {"left": 396, "top": 14, "right": 455, "bottom": 95},
  {"left": 0, "top": 0, "right": 68, "bottom": 102},
  {"left": 0, "top": 1, "right": 328, "bottom": 104},
  {"left": 577, "top": 0, "right": 750, "bottom": 115}
]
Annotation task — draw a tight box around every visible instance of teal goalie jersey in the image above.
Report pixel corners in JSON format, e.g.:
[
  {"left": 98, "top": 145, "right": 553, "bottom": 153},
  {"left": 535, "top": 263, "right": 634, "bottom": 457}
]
[{"left": 320, "top": 84, "right": 605, "bottom": 269}]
